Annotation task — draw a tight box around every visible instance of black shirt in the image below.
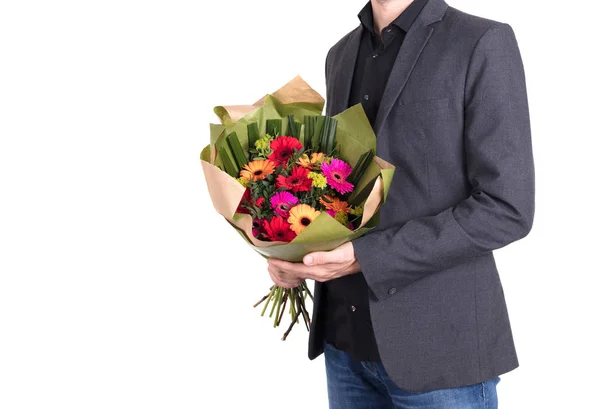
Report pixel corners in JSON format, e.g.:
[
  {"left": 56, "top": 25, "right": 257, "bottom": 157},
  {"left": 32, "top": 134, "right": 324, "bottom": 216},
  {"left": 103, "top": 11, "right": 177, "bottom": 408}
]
[{"left": 322, "top": 0, "right": 429, "bottom": 362}]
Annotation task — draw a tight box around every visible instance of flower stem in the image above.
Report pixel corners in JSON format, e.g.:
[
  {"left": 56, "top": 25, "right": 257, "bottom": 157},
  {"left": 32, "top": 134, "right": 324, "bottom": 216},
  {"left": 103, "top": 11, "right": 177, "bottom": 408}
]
[
  {"left": 297, "top": 288, "right": 311, "bottom": 330},
  {"left": 289, "top": 288, "right": 297, "bottom": 320},
  {"left": 274, "top": 288, "right": 283, "bottom": 326},
  {"left": 256, "top": 283, "right": 313, "bottom": 340},
  {"left": 276, "top": 289, "right": 289, "bottom": 327},
  {"left": 269, "top": 286, "right": 280, "bottom": 318},
  {"left": 282, "top": 303, "right": 299, "bottom": 341},
  {"left": 302, "top": 281, "right": 314, "bottom": 301},
  {"left": 253, "top": 286, "right": 273, "bottom": 308},
  {"left": 261, "top": 285, "right": 277, "bottom": 317}
]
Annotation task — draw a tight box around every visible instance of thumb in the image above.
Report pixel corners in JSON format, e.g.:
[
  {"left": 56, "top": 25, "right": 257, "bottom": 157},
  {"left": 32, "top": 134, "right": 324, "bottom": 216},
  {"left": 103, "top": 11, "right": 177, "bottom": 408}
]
[{"left": 304, "top": 249, "right": 343, "bottom": 266}]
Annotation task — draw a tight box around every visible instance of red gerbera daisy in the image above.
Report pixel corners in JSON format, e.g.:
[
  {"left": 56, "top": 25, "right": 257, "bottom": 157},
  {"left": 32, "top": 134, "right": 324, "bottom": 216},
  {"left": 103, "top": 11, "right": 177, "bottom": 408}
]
[
  {"left": 252, "top": 218, "right": 266, "bottom": 239},
  {"left": 268, "top": 136, "right": 303, "bottom": 166},
  {"left": 263, "top": 216, "right": 297, "bottom": 242},
  {"left": 276, "top": 166, "right": 313, "bottom": 192}
]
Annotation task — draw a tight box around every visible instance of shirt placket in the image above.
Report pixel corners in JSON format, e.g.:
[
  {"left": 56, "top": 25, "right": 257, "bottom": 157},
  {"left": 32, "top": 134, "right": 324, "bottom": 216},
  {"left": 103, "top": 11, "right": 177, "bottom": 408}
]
[{"left": 360, "top": 28, "right": 397, "bottom": 124}]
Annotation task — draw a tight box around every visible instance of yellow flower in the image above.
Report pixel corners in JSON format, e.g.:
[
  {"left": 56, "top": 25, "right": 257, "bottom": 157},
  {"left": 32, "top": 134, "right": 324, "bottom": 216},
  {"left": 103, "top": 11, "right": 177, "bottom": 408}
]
[
  {"left": 307, "top": 172, "right": 327, "bottom": 189},
  {"left": 297, "top": 152, "right": 325, "bottom": 169},
  {"left": 240, "top": 160, "right": 276, "bottom": 182},
  {"left": 237, "top": 177, "right": 249, "bottom": 187},
  {"left": 334, "top": 211, "right": 349, "bottom": 225},
  {"left": 287, "top": 204, "right": 320, "bottom": 234},
  {"left": 349, "top": 206, "right": 363, "bottom": 216},
  {"left": 254, "top": 136, "right": 270, "bottom": 151}
]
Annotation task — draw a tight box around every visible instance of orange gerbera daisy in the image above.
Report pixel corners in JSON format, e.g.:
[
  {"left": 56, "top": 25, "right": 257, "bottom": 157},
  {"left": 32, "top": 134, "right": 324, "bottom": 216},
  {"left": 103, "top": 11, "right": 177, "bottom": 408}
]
[
  {"left": 296, "top": 152, "right": 325, "bottom": 169},
  {"left": 240, "top": 160, "right": 276, "bottom": 182},
  {"left": 287, "top": 204, "right": 321, "bottom": 234},
  {"left": 319, "top": 195, "right": 350, "bottom": 213}
]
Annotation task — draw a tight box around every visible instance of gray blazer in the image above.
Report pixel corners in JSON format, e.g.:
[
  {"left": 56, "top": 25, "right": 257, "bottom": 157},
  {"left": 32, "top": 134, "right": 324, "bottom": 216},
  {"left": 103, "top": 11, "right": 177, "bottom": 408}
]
[{"left": 308, "top": 0, "right": 535, "bottom": 392}]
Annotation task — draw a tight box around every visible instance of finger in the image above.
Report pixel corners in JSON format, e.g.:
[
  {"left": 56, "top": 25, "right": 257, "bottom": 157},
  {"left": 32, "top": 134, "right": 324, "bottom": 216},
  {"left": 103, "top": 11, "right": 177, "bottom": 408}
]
[
  {"left": 268, "top": 264, "right": 300, "bottom": 282},
  {"left": 268, "top": 259, "right": 311, "bottom": 278},
  {"left": 303, "top": 249, "right": 345, "bottom": 266},
  {"left": 268, "top": 266, "right": 301, "bottom": 288},
  {"left": 268, "top": 267, "right": 294, "bottom": 288},
  {"left": 269, "top": 258, "right": 343, "bottom": 282}
]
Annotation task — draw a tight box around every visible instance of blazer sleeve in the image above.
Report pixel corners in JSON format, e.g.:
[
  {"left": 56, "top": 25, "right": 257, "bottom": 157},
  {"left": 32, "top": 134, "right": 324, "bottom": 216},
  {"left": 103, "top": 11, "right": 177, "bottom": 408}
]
[{"left": 352, "top": 23, "right": 535, "bottom": 301}]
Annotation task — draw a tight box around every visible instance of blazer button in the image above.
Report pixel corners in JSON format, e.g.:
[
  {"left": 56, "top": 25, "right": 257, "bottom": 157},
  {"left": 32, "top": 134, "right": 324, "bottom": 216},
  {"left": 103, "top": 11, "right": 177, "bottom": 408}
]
[{"left": 388, "top": 287, "right": 397, "bottom": 295}]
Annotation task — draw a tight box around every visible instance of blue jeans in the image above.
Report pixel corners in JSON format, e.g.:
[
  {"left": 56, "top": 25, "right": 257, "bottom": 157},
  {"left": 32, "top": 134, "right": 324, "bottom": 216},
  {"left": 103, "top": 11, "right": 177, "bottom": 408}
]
[{"left": 324, "top": 342, "right": 500, "bottom": 409}]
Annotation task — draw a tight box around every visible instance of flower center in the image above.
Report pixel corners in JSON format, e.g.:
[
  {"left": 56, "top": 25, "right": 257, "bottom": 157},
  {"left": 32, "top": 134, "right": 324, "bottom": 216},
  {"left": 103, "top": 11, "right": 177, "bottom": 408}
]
[
  {"left": 253, "top": 170, "right": 263, "bottom": 176},
  {"left": 290, "top": 177, "right": 301, "bottom": 185},
  {"left": 278, "top": 204, "right": 291, "bottom": 211},
  {"left": 333, "top": 172, "right": 342, "bottom": 180},
  {"left": 301, "top": 217, "right": 311, "bottom": 226}
]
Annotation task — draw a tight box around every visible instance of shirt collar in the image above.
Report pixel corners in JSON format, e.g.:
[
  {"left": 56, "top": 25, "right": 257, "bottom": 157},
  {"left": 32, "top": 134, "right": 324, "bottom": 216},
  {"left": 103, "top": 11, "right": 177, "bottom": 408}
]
[{"left": 358, "top": 0, "right": 429, "bottom": 35}]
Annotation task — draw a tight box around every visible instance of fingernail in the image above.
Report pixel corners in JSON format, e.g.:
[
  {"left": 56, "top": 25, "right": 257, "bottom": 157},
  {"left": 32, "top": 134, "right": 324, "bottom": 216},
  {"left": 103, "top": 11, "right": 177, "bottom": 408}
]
[{"left": 304, "top": 256, "right": 313, "bottom": 265}]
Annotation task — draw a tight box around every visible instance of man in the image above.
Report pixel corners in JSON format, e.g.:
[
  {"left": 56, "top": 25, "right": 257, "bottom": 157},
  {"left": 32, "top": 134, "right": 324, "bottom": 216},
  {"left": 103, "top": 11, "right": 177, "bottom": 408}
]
[{"left": 267, "top": 0, "right": 534, "bottom": 407}]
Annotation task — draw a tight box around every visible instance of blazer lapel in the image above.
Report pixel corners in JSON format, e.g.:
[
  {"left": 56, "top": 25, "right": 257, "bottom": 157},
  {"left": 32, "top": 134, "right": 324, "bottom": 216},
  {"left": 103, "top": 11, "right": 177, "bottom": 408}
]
[
  {"left": 373, "top": 0, "right": 449, "bottom": 134},
  {"left": 329, "top": 26, "right": 363, "bottom": 116}
]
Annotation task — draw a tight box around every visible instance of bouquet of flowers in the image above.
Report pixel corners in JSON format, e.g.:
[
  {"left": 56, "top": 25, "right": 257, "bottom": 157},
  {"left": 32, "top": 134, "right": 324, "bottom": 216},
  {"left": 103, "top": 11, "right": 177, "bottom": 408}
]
[{"left": 200, "top": 76, "right": 394, "bottom": 339}]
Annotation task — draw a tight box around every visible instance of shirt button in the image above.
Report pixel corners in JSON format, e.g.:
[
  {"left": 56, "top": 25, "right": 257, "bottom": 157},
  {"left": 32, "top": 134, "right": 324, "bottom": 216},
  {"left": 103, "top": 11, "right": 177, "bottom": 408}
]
[
  {"left": 372, "top": 54, "right": 378, "bottom": 58},
  {"left": 363, "top": 94, "right": 369, "bottom": 101},
  {"left": 350, "top": 305, "right": 357, "bottom": 312},
  {"left": 388, "top": 287, "right": 397, "bottom": 295}
]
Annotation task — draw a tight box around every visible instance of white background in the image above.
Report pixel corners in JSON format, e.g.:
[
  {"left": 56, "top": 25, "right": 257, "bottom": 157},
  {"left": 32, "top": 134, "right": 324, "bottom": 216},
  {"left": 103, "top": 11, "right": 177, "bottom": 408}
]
[{"left": 1, "top": 0, "right": 598, "bottom": 408}]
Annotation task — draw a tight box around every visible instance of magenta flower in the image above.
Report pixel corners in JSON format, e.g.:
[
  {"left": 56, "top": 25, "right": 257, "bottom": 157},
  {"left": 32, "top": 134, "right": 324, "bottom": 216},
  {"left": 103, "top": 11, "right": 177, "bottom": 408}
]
[
  {"left": 326, "top": 209, "right": 336, "bottom": 218},
  {"left": 270, "top": 191, "right": 299, "bottom": 218},
  {"left": 321, "top": 158, "right": 354, "bottom": 194}
]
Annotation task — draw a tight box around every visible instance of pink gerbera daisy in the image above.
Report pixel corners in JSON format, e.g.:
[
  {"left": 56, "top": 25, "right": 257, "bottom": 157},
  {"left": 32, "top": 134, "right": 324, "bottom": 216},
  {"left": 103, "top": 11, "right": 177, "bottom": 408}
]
[
  {"left": 321, "top": 158, "right": 354, "bottom": 194},
  {"left": 270, "top": 191, "right": 299, "bottom": 218}
]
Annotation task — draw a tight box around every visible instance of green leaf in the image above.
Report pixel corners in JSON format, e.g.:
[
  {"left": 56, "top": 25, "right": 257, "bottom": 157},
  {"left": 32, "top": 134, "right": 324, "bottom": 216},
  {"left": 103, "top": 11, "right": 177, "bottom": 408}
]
[
  {"left": 303, "top": 116, "right": 317, "bottom": 150},
  {"left": 321, "top": 116, "right": 338, "bottom": 154},
  {"left": 347, "top": 149, "right": 374, "bottom": 186},
  {"left": 314, "top": 116, "right": 326, "bottom": 152},
  {"left": 347, "top": 151, "right": 367, "bottom": 185},
  {"left": 247, "top": 122, "right": 260, "bottom": 158},
  {"left": 218, "top": 146, "right": 238, "bottom": 177},
  {"left": 226, "top": 132, "right": 249, "bottom": 171},
  {"left": 266, "top": 119, "right": 282, "bottom": 137},
  {"left": 285, "top": 115, "right": 301, "bottom": 139}
]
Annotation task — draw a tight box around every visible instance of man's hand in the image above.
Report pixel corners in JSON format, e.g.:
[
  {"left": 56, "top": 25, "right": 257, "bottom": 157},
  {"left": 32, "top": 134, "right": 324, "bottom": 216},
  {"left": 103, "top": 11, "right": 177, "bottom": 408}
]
[{"left": 267, "top": 242, "right": 361, "bottom": 288}]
